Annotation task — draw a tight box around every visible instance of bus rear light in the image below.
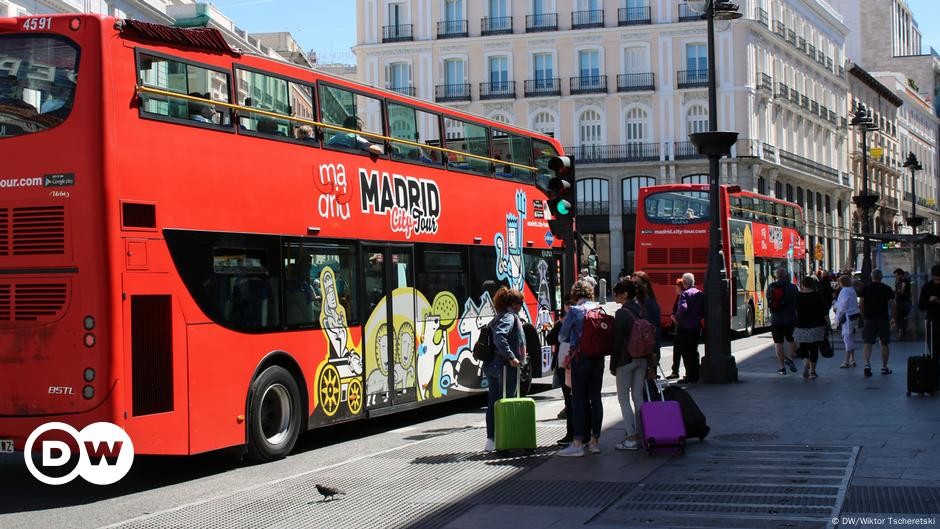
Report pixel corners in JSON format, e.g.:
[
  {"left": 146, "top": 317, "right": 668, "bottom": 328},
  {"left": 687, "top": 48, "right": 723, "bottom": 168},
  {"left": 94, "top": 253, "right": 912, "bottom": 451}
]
[
  {"left": 84, "top": 333, "right": 95, "bottom": 348},
  {"left": 526, "top": 240, "right": 534, "bottom": 247},
  {"left": 69, "top": 17, "right": 81, "bottom": 31},
  {"left": 473, "top": 237, "right": 482, "bottom": 244},
  {"left": 83, "top": 315, "right": 95, "bottom": 330},
  {"left": 307, "top": 226, "right": 321, "bottom": 235},
  {"left": 82, "top": 385, "right": 94, "bottom": 399},
  {"left": 83, "top": 368, "right": 95, "bottom": 382}
]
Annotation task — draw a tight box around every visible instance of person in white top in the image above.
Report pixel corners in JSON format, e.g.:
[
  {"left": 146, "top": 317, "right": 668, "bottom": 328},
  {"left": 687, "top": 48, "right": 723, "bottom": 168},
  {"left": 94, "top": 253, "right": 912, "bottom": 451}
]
[{"left": 834, "top": 275, "right": 861, "bottom": 368}]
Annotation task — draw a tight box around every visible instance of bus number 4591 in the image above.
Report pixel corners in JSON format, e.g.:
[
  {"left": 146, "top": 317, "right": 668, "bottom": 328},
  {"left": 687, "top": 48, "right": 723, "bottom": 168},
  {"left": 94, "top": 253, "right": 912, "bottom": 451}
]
[{"left": 23, "top": 17, "right": 53, "bottom": 31}]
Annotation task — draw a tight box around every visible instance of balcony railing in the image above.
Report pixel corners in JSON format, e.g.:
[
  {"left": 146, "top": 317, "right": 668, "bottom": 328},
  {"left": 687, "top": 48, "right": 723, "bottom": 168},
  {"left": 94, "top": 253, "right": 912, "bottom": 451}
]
[
  {"left": 838, "top": 65, "right": 845, "bottom": 77},
  {"left": 566, "top": 143, "right": 660, "bottom": 164},
  {"left": 827, "top": 57, "right": 833, "bottom": 71},
  {"left": 779, "top": 149, "right": 840, "bottom": 182},
  {"left": 617, "top": 73, "right": 655, "bottom": 92},
  {"left": 762, "top": 142, "right": 777, "bottom": 160},
  {"left": 797, "top": 37, "right": 806, "bottom": 52},
  {"left": 576, "top": 200, "right": 610, "bottom": 216},
  {"left": 382, "top": 24, "right": 413, "bottom": 43},
  {"left": 758, "top": 72, "right": 773, "bottom": 92},
  {"left": 387, "top": 85, "right": 416, "bottom": 97},
  {"left": 674, "top": 141, "right": 703, "bottom": 160},
  {"left": 437, "top": 19, "right": 468, "bottom": 39},
  {"left": 904, "top": 192, "right": 940, "bottom": 212},
  {"left": 777, "top": 82, "right": 789, "bottom": 99},
  {"left": 677, "top": 69, "right": 708, "bottom": 88},
  {"left": 619, "top": 6, "right": 651, "bottom": 26},
  {"left": 570, "top": 75, "right": 607, "bottom": 95},
  {"left": 435, "top": 83, "right": 471, "bottom": 102},
  {"left": 481, "top": 16, "right": 512, "bottom": 35},
  {"left": 479, "top": 81, "right": 515, "bottom": 100},
  {"left": 572, "top": 9, "right": 604, "bottom": 28},
  {"left": 774, "top": 21, "right": 785, "bottom": 38},
  {"left": 525, "top": 13, "right": 557, "bottom": 32},
  {"left": 807, "top": 43, "right": 816, "bottom": 58},
  {"left": 679, "top": 3, "right": 701, "bottom": 22},
  {"left": 524, "top": 78, "right": 561, "bottom": 97},
  {"left": 811, "top": 100, "right": 819, "bottom": 114},
  {"left": 829, "top": 109, "right": 837, "bottom": 124},
  {"left": 820, "top": 105, "right": 829, "bottom": 119},
  {"left": 787, "top": 29, "right": 797, "bottom": 45},
  {"left": 790, "top": 90, "right": 800, "bottom": 104},
  {"left": 840, "top": 117, "right": 847, "bottom": 128},
  {"left": 757, "top": 7, "right": 768, "bottom": 27}
]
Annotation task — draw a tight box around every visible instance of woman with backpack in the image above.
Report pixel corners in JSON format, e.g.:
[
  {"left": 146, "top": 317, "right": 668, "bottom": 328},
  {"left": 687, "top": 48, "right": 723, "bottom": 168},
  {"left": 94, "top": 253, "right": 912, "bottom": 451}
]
[
  {"left": 483, "top": 287, "right": 525, "bottom": 452},
  {"left": 610, "top": 280, "right": 651, "bottom": 450},
  {"left": 556, "top": 282, "right": 603, "bottom": 457},
  {"left": 794, "top": 276, "right": 828, "bottom": 379},
  {"left": 632, "top": 271, "right": 662, "bottom": 373}
]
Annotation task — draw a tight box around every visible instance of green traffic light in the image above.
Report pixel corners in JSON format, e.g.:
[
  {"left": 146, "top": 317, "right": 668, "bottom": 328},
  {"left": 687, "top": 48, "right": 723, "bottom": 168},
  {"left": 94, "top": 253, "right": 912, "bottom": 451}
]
[{"left": 557, "top": 200, "right": 571, "bottom": 215}]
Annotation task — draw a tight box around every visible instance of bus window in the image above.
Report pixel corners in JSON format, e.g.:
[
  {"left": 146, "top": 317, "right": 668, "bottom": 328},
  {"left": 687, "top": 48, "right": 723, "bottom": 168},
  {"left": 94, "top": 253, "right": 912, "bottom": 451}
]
[
  {"left": 416, "top": 247, "right": 468, "bottom": 303},
  {"left": 444, "top": 117, "right": 491, "bottom": 175},
  {"left": 643, "top": 190, "right": 709, "bottom": 224},
  {"left": 319, "top": 84, "right": 383, "bottom": 154},
  {"left": 387, "top": 102, "right": 443, "bottom": 165},
  {"left": 491, "top": 129, "right": 534, "bottom": 183},
  {"left": 235, "top": 68, "right": 315, "bottom": 142},
  {"left": 283, "top": 241, "right": 359, "bottom": 328},
  {"left": 784, "top": 206, "right": 794, "bottom": 228},
  {"left": 137, "top": 52, "right": 232, "bottom": 127},
  {"left": 532, "top": 139, "right": 559, "bottom": 191},
  {"left": 0, "top": 35, "right": 79, "bottom": 137}
]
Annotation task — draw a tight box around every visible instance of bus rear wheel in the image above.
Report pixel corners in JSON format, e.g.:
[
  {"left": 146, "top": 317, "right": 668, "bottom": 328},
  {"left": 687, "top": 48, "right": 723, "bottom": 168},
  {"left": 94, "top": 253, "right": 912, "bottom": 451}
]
[
  {"left": 744, "top": 305, "right": 755, "bottom": 337},
  {"left": 247, "top": 365, "right": 303, "bottom": 462}
]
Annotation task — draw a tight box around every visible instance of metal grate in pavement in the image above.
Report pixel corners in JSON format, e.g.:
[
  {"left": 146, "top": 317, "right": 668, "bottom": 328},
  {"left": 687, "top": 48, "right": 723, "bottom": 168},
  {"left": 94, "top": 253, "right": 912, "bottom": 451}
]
[
  {"left": 841, "top": 486, "right": 940, "bottom": 515},
  {"left": 475, "top": 480, "right": 634, "bottom": 507},
  {"left": 715, "top": 432, "right": 780, "bottom": 442},
  {"left": 591, "top": 444, "right": 859, "bottom": 529}
]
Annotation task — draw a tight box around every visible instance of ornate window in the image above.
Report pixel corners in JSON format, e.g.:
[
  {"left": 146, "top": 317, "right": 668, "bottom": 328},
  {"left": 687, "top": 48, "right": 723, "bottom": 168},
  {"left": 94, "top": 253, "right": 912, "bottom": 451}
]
[
  {"left": 578, "top": 109, "right": 603, "bottom": 146},
  {"left": 576, "top": 177, "right": 609, "bottom": 215},
  {"left": 532, "top": 111, "right": 556, "bottom": 137},
  {"left": 686, "top": 104, "right": 708, "bottom": 135}
]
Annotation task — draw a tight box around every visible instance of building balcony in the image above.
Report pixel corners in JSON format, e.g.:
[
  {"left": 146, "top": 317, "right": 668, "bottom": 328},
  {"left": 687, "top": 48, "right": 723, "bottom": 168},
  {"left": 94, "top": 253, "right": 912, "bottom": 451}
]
[
  {"left": 801, "top": 95, "right": 810, "bottom": 110},
  {"left": 479, "top": 81, "right": 515, "bottom": 100},
  {"left": 820, "top": 105, "right": 829, "bottom": 120},
  {"left": 481, "top": 16, "right": 512, "bottom": 36},
  {"left": 807, "top": 43, "right": 816, "bottom": 58},
  {"left": 778, "top": 149, "right": 840, "bottom": 183},
  {"left": 840, "top": 117, "right": 847, "bottom": 128},
  {"left": 776, "top": 82, "right": 789, "bottom": 99},
  {"left": 437, "top": 19, "right": 468, "bottom": 39},
  {"left": 787, "top": 29, "right": 797, "bottom": 46},
  {"left": 678, "top": 3, "right": 701, "bottom": 22},
  {"left": 566, "top": 143, "right": 660, "bottom": 164},
  {"left": 797, "top": 37, "right": 806, "bottom": 52},
  {"left": 524, "top": 78, "right": 561, "bottom": 97},
  {"left": 757, "top": 7, "right": 768, "bottom": 27},
  {"left": 774, "top": 21, "right": 786, "bottom": 38},
  {"left": 576, "top": 200, "right": 610, "bottom": 216},
  {"left": 382, "top": 24, "right": 413, "bottom": 43},
  {"left": 811, "top": 100, "right": 819, "bottom": 114},
  {"left": 619, "top": 6, "right": 651, "bottom": 26},
  {"left": 617, "top": 73, "right": 655, "bottom": 92},
  {"left": 790, "top": 90, "right": 800, "bottom": 104},
  {"left": 904, "top": 192, "right": 940, "bottom": 212},
  {"left": 387, "top": 85, "right": 416, "bottom": 97},
  {"left": 674, "top": 141, "right": 704, "bottom": 160},
  {"left": 677, "top": 69, "right": 708, "bottom": 89},
  {"left": 435, "top": 83, "right": 471, "bottom": 102},
  {"left": 838, "top": 65, "right": 845, "bottom": 77},
  {"left": 572, "top": 9, "right": 604, "bottom": 29},
  {"left": 525, "top": 13, "right": 557, "bottom": 32},
  {"left": 828, "top": 109, "right": 837, "bottom": 124},
  {"left": 570, "top": 75, "right": 607, "bottom": 95},
  {"left": 827, "top": 57, "right": 834, "bottom": 71},
  {"left": 758, "top": 72, "right": 773, "bottom": 93}
]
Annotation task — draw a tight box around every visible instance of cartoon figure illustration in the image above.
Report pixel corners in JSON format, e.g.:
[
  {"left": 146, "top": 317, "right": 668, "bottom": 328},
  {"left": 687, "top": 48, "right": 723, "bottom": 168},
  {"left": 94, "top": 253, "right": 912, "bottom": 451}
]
[
  {"left": 416, "top": 292, "right": 458, "bottom": 400},
  {"left": 365, "top": 324, "right": 391, "bottom": 407},
  {"left": 495, "top": 190, "right": 527, "bottom": 294},
  {"left": 533, "top": 259, "right": 554, "bottom": 373},
  {"left": 443, "top": 292, "right": 496, "bottom": 393},
  {"left": 315, "top": 267, "right": 363, "bottom": 417}
]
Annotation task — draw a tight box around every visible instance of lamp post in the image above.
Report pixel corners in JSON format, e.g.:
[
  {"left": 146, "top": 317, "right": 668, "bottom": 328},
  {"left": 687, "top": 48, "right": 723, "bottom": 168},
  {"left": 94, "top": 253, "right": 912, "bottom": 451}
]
[
  {"left": 850, "top": 103, "right": 879, "bottom": 284},
  {"left": 904, "top": 152, "right": 923, "bottom": 317},
  {"left": 686, "top": 0, "right": 741, "bottom": 384}
]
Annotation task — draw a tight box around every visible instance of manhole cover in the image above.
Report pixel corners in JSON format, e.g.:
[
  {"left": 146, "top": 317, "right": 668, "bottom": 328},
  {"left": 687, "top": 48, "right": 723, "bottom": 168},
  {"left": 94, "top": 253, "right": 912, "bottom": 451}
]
[{"left": 714, "top": 432, "right": 779, "bottom": 442}]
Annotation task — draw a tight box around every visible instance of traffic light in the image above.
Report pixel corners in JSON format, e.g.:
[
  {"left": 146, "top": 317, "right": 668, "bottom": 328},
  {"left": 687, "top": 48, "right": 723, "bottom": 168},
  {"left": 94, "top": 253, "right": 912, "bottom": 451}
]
[{"left": 546, "top": 155, "right": 575, "bottom": 228}]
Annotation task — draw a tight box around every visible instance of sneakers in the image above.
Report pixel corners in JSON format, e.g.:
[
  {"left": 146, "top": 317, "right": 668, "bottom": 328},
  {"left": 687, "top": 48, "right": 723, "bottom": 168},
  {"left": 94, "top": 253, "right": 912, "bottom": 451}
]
[
  {"left": 556, "top": 445, "right": 585, "bottom": 457},
  {"left": 556, "top": 436, "right": 573, "bottom": 446},
  {"left": 666, "top": 372, "right": 680, "bottom": 380},
  {"left": 784, "top": 357, "right": 797, "bottom": 373},
  {"left": 839, "top": 362, "right": 850, "bottom": 368},
  {"left": 809, "top": 371, "right": 818, "bottom": 379},
  {"left": 881, "top": 367, "right": 892, "bottom": 375},
  {"left": 851, "top": 361, "right": 857, "bottom": 367},
  {"left": 864, "top": 365, "right": 872, "bottom": 377},
  {"left": 484, "top": 438, "right": 495, "bottom": 452},
  {"left": 777, "top": 368, "right": 787, "bottom": 375},
  {"left": 587, "top": 442, "right": 601, "bottom": 454},
  {"left": 615, "top": 439, "right": 640, "bottom": 451}
]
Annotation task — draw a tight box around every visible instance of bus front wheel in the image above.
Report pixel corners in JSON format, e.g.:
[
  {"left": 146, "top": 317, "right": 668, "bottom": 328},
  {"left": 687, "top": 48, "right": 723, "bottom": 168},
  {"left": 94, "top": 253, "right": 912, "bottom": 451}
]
[
  {"left": 247, "top": 365, "right": 303, "bottom": 462},
  {"left": 744, "top": 305, "right": 755, "bottom": 337}
]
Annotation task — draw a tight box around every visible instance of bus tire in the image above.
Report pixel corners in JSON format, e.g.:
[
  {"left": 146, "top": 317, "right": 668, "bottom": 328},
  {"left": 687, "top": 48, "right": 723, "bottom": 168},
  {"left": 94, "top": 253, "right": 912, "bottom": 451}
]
[
  {"left": 247, "top": 365, "right": 303, "bottom": 462},
  {"left": 744, "top": 304, "right": 755, "bottom": 337},
  {"left": 520, "top": 359, "right": 532, "bottom": 397}
]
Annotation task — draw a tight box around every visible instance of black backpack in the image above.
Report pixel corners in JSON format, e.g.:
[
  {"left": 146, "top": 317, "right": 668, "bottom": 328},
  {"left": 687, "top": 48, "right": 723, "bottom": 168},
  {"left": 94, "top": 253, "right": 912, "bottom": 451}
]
[{"left": 472, "top": 321, "right": 496, "bottom": 362}]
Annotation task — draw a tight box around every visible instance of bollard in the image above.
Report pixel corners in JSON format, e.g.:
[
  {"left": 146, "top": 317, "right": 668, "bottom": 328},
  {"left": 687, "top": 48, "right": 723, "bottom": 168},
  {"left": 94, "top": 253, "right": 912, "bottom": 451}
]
[{"left": 599, "top": 278, "right": 607, "bottom": 303}]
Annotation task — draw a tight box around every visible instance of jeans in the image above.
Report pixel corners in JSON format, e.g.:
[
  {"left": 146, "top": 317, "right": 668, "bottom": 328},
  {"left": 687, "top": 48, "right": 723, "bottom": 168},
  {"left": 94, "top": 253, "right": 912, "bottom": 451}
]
[
  {"left": 556, "top": 367, "right": 591, "bottom": 441},
  {"left": 675, "top": 327, "right": 701, "bottom": 383},
  {"left": 615, "top": 358, "right": 647, "bottom": 439},
  {"left": 570, "top": 355, "right": 604, "bottom": 440},
  {"left": 484, "top": 362, "right": 518, "bottom": 440}
]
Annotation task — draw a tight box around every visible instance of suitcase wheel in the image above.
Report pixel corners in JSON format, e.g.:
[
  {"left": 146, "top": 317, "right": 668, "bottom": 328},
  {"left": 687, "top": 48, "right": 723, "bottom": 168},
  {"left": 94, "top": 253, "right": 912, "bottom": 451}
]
[
  {"left": 646, "top": 438, "right": 655, "bottom": 456},
  {"left": 679, "top": 437, "right": 687, "bottom": 455}
]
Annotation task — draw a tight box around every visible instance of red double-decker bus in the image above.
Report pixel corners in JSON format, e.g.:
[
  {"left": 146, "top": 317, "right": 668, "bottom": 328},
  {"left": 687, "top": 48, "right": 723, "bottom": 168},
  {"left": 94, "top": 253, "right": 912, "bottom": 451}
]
[
  {"left": 0, "top": 15, "right": 569, "bottom": 461},
  {"left": 635, "top": 184, "right": 805, "bottom": 335}
]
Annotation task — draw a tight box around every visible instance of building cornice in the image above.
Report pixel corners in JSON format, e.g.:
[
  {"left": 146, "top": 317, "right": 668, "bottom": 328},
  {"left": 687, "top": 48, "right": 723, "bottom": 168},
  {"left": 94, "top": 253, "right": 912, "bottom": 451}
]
[{"left": 849, "top": 63, "right": 903, "bottom": 107}]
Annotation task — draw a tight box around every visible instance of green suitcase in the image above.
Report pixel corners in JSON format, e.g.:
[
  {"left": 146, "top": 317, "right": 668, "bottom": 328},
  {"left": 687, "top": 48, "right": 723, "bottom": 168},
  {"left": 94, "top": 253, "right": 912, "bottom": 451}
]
[{"left": 494, "top": 366, "right": 537, "bottom": 451}]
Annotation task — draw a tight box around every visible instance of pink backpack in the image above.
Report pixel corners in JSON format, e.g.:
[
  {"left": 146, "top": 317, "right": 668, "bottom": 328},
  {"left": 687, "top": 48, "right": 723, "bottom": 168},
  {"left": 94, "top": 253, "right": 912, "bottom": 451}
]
[
  {"left": 580, "top": 307, "right": 614, "bottom": 358},
  {"left": 627, "top": 316, "right": 656, "bottom": 359}
]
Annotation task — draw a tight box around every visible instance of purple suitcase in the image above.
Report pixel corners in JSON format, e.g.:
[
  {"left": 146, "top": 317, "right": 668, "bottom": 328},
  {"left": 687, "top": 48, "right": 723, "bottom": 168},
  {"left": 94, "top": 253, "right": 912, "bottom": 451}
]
[{"left": 640, "top": 381, "right": 687, "bottom": 455}]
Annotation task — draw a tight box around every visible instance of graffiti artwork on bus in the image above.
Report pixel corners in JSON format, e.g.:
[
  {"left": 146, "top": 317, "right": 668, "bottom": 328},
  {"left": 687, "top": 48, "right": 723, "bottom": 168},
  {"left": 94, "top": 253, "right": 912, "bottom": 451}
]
[{"left": 313, "top": 266, "right": 364, "bottom": 418}]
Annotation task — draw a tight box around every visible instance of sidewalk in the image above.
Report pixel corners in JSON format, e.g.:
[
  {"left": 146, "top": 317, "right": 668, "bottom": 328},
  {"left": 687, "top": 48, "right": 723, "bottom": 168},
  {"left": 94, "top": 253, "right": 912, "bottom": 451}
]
[{"left": 107, "top": 335, "right": 940, "bottom": 529}]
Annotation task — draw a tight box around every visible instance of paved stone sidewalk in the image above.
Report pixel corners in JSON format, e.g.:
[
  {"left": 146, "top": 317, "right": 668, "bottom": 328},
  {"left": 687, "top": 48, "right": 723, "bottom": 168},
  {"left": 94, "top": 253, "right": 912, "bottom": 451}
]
[{"left": 106, "top": 334, "right": 940, "bottom": 529}]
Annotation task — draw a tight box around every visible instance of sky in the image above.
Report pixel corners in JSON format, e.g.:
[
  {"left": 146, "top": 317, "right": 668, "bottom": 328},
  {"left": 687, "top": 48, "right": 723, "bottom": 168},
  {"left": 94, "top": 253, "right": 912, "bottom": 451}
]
[{"left": 213, "top": 0, "right": 940, "bottom": 64}]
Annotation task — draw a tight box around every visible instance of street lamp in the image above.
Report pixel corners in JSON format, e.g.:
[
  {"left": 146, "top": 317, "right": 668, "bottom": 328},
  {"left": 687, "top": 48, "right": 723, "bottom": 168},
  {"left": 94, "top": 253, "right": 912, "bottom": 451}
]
[
  {"left": 850, "top": 102, "right": 879, "bottom": 284},
  {"left": 686, "top": 0, "right": 742, "bottom": 384},
  {"left": 904, "top": 152, "right": 923, "bottom": 310}
]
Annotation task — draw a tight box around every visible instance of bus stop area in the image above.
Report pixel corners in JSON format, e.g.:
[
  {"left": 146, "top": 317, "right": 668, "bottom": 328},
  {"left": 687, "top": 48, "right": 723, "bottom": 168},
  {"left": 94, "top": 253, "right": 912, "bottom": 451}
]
[{"left": 53, "top": 332, "right": 934, "bottom": 529}]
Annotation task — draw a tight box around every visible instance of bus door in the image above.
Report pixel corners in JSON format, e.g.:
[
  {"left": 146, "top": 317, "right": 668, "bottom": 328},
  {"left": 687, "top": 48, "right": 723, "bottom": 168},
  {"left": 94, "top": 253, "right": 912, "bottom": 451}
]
[
  {"left": 121, "top": 272, "right": 189, "bottom": 454},
  {"left": 362, "top": 245, "right": 418, "bottom": 410}
]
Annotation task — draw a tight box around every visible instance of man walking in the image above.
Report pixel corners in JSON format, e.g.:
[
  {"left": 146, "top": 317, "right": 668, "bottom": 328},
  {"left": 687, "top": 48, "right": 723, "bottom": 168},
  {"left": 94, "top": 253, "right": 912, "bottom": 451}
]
[
  {"left": 859, "top": 269, "right": 896, "bottom": 376},
  {"left": 893, "top": 268, "right": 912, "bottom": 341},
  {"left": 917, "top": 264, "right": 940, "bottom": 357},
  {"left": 767, "top": 268, "right": 800, "bottom": 375},
  {"left": 671, "top": 273, "right": 704, "bottom": 384}
]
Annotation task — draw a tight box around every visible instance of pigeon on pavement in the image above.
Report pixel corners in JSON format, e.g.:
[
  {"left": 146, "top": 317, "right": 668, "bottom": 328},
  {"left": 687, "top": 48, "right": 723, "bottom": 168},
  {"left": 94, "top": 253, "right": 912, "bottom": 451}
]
[{"left": 315, "top": 484, "right": 347, "bottom": 501}]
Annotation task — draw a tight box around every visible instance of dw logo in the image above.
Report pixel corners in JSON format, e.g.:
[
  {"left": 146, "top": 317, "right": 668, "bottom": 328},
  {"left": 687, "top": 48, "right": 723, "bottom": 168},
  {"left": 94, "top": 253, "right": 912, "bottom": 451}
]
[{"left": 24, "top": 422, "right": 134, "bottom": 485}]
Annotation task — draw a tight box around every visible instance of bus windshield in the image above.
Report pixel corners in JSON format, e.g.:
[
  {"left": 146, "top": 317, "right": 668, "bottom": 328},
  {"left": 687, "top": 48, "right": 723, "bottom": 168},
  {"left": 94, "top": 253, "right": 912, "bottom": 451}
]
[
  {"left": 0, "top": 35, "right": 79, "bottom": 137},
  {"left": 644, "top": 190, "right": 710, "bottom": 224}
]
